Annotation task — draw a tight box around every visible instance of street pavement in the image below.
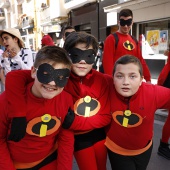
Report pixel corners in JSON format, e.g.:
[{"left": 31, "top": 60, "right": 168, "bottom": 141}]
[{"left": 72, "top": 120, "right": 170, "bottom": 170}]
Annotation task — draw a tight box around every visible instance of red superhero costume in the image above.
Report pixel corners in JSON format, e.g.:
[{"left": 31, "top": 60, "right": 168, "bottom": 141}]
[
  {"left": 0, "top": 83, "right": 74, "bottom": 170},
  {"left": 5, "top": 69, "right": 112, "bottom": 170},
  {"left": 103, "top": 32, "right": 151, "bottom": 82},
  {"left": 157, "top": 51, "right": 170, "bottom": 144},
  {"left": 105, "top": 82, "right": 170, "bottom": 155}
]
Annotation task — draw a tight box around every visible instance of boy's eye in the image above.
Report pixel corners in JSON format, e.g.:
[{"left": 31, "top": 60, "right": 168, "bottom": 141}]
[
  {"left": 129, "top": 75, "right": 136, "bottom": 79},
  {"left": 43, "top": 71, "right": 49, "bottom": 75},
  {"left": 58, "top": 75, "right": 64, "bottom": 80},
  {"left": 116, "top": 75, "right": 123, "bottom": 79}
]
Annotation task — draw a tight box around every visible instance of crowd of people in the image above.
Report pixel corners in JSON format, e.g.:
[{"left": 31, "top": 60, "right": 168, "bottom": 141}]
[{"left": 0, "top": 8, "right": 170, "bottom": 170}]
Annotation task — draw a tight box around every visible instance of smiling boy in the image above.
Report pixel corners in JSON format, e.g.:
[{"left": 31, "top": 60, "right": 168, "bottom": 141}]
[{"left": 0, "top": 46, "right": 74, "bottom": 170}]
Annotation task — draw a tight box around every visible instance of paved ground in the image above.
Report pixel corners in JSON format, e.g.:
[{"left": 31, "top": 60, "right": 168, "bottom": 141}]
[{"left": 72, "top": 120, "right": 170, "bottom": 170}]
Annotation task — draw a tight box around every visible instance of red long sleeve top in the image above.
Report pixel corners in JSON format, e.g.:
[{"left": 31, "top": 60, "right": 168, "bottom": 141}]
[
  {"left": 103, "top": 32, "right": 151, "bottom": 82},
  {"left": 106, "top": 82, "right": 170, "bottom": 153},
  {"left": 0, "top": 83, "right": 74, "bottom": 170}
]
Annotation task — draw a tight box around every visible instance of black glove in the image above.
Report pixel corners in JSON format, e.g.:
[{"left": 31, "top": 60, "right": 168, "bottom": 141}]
[
  {"left": 8, "top": 117, "right": 27, "bottom": 142},
  {"left": 62, "top": 108, "right": 75, "bottom": 129}
]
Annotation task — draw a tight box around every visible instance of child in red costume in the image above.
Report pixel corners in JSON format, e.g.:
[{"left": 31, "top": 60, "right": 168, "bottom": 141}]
[
  {"left": 5, "top": 32, "right": 112, "bottom": 170},
  {"left": 103, "top": 8, "right": 151, "bottom": 83},
  {"left": 105, "top": 55, "right": 170, "bottom": 170},
  {"left": 157, "top": 45, "right": 170, "bottom": 160},
  {"left": 0, "top": 46, "right": 74, "bottom": 170}
]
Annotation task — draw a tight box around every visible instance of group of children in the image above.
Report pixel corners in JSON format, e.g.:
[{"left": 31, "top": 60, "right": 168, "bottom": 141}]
[{"left": 0, "top": 10, "right": 170, "bottom": 170}]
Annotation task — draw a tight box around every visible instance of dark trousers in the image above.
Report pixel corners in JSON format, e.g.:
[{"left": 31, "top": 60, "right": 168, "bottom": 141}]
[{"left": 107, "top": 143, "right": 153, "bottom": 170}]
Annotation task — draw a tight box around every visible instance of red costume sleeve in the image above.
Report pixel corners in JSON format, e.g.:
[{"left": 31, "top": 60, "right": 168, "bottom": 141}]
[
  {"left": 57, "top": 128, "right": 74, "bottom": 170},
  {"left": 157, "top": 52, "right": 170, "bottom": 86},
  {"left": 103, "top": 34, "right": 115, "bottom": 76},
  {"left": 0, "top": 93, "right": 16, "bottom": 170},
  {"left": 5, "top": 70, "right": 33, "bottom": 118}
]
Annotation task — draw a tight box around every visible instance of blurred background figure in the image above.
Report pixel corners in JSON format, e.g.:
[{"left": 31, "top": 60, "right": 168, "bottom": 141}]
[
  {"left": 157, "top": 43, "right": 170, "bottom": 160},
  {"left": 41, "top": 34, "right": 55, "bottom": 48},
  {"left": 93, "top": 41, "right": 104, "bottom": 73},
  {"left": 59, "top": 25, "right": 76, "bottom": 47},
  {"left": 0, "top": 28, "right": 33, "bottom": 92}
]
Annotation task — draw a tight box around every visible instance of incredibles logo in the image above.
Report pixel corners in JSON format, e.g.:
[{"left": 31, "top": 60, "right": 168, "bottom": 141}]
[
  {"left": 26, "top": 114, "right": 61, "bottom": 137},
  {"left": 74, "top": 96, "right": 100, "bottom": 117},
  {"left": 123, "top": 40, "right": 135, "bottom": 50},
  {"left": 112, "top": 110, "right": 143, "bottom": 128}
]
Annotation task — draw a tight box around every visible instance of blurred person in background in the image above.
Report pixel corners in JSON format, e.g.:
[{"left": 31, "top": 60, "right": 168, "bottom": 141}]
[
  {"left": 157, "top": 43, "right": 170, "bottom": 160},
  {"left": 0, "top": 28, "right": 33, "bottom": 91},
  {"left": 103, "top": 8, "right": 151, "bottom": 83}
]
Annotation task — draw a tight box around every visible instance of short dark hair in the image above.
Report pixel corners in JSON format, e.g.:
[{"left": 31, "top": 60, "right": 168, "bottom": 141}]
[
  {"left": 63, "top": 25, "right": 75, "bottom": 36},
  {"left": 34, "top": 46, "right": 72, "bottom": 69},
  {"left": 63, "top": 31, "right": 99, "bottom": 55},
  {"left": 119, "top": 9, "right": 133, "bottom": 19},
  {"left": 113, "top": 55, "right": 143, "bottom": 77}
]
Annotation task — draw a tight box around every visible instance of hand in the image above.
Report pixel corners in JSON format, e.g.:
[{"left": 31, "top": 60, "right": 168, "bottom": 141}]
[
  {"left": 164, "top": 50, "right": 169, "bottom": 57},
  {"left": 8, "top": 48, "right": 17, "bottom": 58},
  {"left": 62, "top": 108, "right": 75, "bottom": 129},
  {"left": 8, "top": 117, "right": 27, "bottom": 142},
  {"left": 2, "top": 50, "right": 10, "bottom": 58}
]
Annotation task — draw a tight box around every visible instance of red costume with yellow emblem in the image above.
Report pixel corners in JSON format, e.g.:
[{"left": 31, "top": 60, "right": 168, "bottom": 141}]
[
  {"left": 0, "top": 82, "right": 74, "bottom": 170},
  {"left": 105, "top": 82, "right": 170, "bottom": 155},
  {"left": 103, "top": 32, "right": 151, "bottom": 82},
  {"left": 4, "top": 69, "right": 112, "bottom": 170}
]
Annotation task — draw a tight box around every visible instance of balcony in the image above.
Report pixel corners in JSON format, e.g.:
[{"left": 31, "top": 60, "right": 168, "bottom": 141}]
[
  {"left": 0, "top": 0, "right": 10, "bottom": 8},
  {"left": 0, "top": 8, "right": 5, "bottom": 22}
]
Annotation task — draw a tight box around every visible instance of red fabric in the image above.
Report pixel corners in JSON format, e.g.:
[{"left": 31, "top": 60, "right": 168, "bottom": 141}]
[
  {"left": 107, "top": 82, "right": 170, "bottom": 151},
  {"left": 4, "top": 69, "right": 112, "bottom": 169},
  {"left": 41, "top": 35, "right": 55, "bottom": 46},
  {"left": 103, "top": 32, "right": 151, "bottom": 82},
  {"left": 74, "top": 139, "right": 107, "bottom": 170},
  {"left": 157, "top": 52, "right": 170, "bottom": 86},
  {"left": 65, "top": 70, "right": 112, "bottom": 131},
  {"left": 161, "top": 110, "right": 170, "bottom": 143},
  {"left": 0, "top": 84, "right": 74, "bottom": 170}
]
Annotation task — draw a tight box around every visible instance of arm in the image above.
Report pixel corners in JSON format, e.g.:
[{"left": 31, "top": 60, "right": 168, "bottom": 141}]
[
  {"left": 5, "top": 70, "right": 33, "bottom": 117},
  {"left": 64, "top": 76, "right": 112, "bottom": 131},
  {"left": 0, "top": 94, "right": 16, "bottom": 170},
  {"left": 103, "top": 34, "right": 115, "bottom": 75},
  {"left": 56, "top": 128, "right": 74, "bottom": 170},
  {"left": 11, "top": 49, "right": 33, "bottom": 70},
  {"left": 5, "top": 70, "right": 33, "bottom": 142}
]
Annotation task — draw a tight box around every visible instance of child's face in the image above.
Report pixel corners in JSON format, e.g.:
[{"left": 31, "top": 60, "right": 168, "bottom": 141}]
[
  {"left": 71, "top": 43, "right": 94, "bottom": 77},
  {"left": 31, "top": 62, "right": 70, "bottom": 99},
  {"left": 114, "top": 63, "right": 143, "bottom": 97}
]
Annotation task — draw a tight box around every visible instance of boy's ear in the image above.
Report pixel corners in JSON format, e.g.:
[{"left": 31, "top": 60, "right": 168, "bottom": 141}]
[{"left": 31, "top": 66, "right": 36, "bottom": 79}]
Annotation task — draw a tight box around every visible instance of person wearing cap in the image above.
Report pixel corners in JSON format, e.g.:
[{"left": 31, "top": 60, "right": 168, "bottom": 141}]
[
  {"left": 0, "top": 28, "right": 33, "bottom": 142},
  {"left": 41, "top": 34, "right": 55, "bottom": 47},
  {"left": 0, "top": 28, "right": 33, "bottom": 79}
]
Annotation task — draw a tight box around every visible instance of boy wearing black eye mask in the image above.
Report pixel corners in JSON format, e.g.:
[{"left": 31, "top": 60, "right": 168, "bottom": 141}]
[
  {"left": 103, "top": 8, "right": 151, "bottom": 83},
  {"left": 4, "top": 32, "right": 112, "bottom": 170},
  {"left": 0, "top": 46, "right": 75, "bottom": 170}
]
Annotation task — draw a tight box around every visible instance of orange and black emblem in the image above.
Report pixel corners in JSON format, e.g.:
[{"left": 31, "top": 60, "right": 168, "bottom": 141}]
[
  {"left": 112, "top": 110, "right": 143, "bottom": 128},
  {"left": 123, "top": 40, "right": 135, "bottom": 50},
  {"left": 26, "top": 114, "right": 61, "bottom": 137},
  {"left": 74, "top": 96, "right": 100, "bottom": 117}
]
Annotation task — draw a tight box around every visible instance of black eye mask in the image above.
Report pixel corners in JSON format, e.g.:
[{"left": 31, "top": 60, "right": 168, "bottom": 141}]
[
  {"left": 36, "top": 63, "right": 70, "bottom": 87},
  {"left": 120, "top": 19, "right": 132, "bottom": 26},
  {"left": 68, "top": 48, "right": 96, "bottom": 64}
]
